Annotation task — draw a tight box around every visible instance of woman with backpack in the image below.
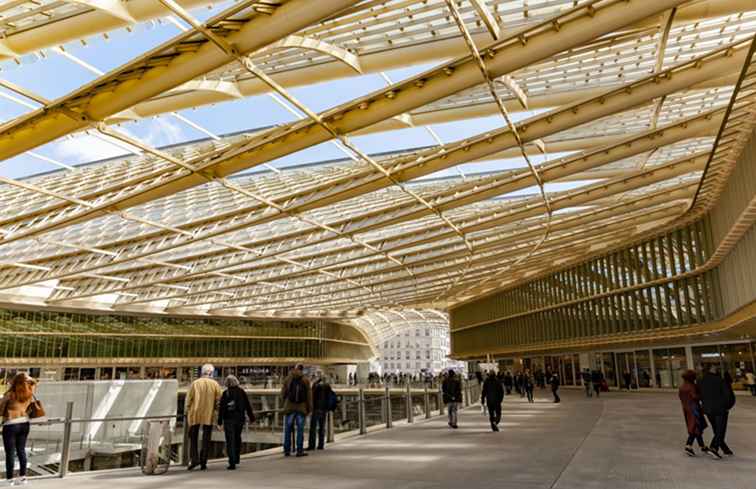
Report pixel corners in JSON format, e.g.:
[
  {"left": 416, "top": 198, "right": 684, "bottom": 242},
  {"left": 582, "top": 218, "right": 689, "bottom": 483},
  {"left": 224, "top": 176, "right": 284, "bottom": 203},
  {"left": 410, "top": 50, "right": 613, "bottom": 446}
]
[
  {"left": 0, "top": 372, "right": 37, "bottom": 486},
  {"left": 218, "top": 375, "right": 255, "bottom": 470}
]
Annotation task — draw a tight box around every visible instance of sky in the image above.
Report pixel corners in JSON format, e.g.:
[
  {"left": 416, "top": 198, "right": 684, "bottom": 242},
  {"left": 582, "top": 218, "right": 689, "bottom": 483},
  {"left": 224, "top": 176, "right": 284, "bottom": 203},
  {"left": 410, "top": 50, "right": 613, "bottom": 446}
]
[{"left": 0, "top": 1, "right": 591, "bottom": 197}]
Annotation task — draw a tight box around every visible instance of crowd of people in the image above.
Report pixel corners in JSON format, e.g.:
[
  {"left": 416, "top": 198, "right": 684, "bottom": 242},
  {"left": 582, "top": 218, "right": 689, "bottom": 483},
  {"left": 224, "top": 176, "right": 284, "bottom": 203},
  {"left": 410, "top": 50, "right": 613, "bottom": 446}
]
[
  {"left": 0, "top": 362, "right": 747, "bottom": 485},
  {"left": 186, "top": 363, "right": 337, "bottom": 469}
]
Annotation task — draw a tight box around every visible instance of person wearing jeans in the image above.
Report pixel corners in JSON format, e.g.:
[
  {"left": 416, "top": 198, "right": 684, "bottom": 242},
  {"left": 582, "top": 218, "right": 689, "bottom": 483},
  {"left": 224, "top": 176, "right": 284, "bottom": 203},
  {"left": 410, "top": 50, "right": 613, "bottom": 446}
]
[
  {"left": 281, "top": 365, "right": 312, "bottom": 456},
  {"left": 442, "top": 370, "right": 462, "bottom": 429},
  {"left": 0, "top": 373, "right": 37, "bottom": 486},
  {"left": 283, "top": 412, "right": 306, "bottom": 455}
]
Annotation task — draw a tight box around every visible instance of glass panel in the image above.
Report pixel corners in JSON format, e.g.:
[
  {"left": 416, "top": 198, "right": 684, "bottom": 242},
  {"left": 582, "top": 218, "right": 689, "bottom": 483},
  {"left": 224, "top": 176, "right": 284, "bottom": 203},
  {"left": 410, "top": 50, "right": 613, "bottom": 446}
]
[
  {"left": 719, "top": 343, "right": 752, "bottom": 390},
  {"left": 692, "top": 344, "right": 721, "bottom": 376},
  {"left": 634, "top": 350, "right": 653, "bottom": 388}
]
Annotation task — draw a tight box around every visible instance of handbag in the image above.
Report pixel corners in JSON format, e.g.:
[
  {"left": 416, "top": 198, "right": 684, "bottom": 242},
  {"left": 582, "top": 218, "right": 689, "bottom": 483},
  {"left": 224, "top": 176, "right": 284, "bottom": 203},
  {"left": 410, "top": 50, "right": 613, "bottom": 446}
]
[{"left": 27, "top": 395, "right": 46, "bottom": 419}]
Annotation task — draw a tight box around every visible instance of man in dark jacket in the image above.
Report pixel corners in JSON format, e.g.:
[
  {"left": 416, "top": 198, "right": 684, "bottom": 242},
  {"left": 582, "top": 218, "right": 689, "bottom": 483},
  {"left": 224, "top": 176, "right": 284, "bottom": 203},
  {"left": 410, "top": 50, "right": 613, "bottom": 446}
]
[
  {"left": 481, "top": 372, "right": 504, "bottom": 432},
  {"left": 307, "top": 373, "right": 334, "bottom": 451},
  {"left": 699, "top": 366, "right": 729, "bottom": 458},
  {"left": 503, "top": 371, "right": 513, "bottom": 395},
  {"left": 281, "top": 365, "right": 313, "bottom": 457},
  {"left": 591, "top": 369, "right": 603, "bottom": 398},
  {"left": 442, "top": 370, "right": 462, "bottom": 429},
  {"left": 218, "top": 375, "right": 255, "bottom": 470},
  {"left": 550, "top": 372, "right": 561, "bottom": 403}
]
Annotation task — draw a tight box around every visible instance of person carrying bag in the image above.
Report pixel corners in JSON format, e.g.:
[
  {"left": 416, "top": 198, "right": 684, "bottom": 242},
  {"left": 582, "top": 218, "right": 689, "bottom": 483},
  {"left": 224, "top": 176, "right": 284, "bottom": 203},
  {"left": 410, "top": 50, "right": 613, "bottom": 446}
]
[{"left": 1, "top": 373, "right": 38, "bottom": 486}]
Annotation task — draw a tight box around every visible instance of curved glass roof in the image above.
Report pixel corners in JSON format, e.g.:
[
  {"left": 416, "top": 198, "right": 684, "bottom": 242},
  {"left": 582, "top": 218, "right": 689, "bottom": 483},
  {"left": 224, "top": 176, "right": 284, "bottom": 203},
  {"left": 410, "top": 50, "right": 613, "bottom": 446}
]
[{"left": 0, "top": 0, "right": 755, "bottom": 343}]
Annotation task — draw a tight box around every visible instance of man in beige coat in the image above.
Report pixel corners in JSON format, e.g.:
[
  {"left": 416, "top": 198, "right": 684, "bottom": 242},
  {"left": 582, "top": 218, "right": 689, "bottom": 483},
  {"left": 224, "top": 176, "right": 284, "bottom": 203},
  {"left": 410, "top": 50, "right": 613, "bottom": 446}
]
[{"left": 187, "top": 364, "right": 222, "bottom": 470}]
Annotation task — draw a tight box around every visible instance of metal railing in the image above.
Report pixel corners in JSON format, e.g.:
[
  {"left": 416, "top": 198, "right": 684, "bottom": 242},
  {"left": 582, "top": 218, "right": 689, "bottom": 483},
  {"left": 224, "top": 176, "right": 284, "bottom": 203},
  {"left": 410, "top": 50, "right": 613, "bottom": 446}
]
[{"left": 3, "top": 382, "right": 481, "bottom": 481}]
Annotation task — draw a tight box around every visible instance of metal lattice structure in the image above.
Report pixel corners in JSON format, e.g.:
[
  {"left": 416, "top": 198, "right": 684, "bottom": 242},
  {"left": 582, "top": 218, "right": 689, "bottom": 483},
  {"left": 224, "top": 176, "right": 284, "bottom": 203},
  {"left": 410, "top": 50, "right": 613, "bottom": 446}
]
[{"left": 1, "top": 0, "right": 755, "bottom": 347}]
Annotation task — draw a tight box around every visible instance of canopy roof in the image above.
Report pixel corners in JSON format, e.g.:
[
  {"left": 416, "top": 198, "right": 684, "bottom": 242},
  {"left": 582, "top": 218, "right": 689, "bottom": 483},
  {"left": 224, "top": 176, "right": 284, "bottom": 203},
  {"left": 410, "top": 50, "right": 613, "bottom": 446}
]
[{"left": 0, "top": 0, "right": 755, "bottom": 342}]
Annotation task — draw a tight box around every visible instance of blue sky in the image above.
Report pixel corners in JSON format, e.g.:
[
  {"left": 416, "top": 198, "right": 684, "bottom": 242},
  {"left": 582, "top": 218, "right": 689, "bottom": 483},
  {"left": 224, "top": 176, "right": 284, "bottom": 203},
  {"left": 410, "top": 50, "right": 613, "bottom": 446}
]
[{"left": 0, "top": 3, "right": 590, "bottom": 197}]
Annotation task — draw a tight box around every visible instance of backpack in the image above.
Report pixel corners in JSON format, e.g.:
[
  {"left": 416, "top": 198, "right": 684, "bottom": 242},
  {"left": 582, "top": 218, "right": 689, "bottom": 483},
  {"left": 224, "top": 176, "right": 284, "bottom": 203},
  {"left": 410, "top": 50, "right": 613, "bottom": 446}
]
[
  {"left": 287, "top": 377, "right": 307, "bottom": 404},
  {"left": 327, "top": 390, "right": 338, "bottom": 412}
]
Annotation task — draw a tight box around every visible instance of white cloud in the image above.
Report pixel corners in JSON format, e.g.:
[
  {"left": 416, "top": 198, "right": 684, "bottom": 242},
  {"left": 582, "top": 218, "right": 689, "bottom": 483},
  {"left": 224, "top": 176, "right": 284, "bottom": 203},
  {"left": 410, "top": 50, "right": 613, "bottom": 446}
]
[
  {"left": 53, "top": 133, "right": 129, "bottom": 164},
  {"left": 51, "top": 116, "right": 187, "bottom": 165},
  {"left": 143, "top": 117, "right": 186, "bottom": 147}
]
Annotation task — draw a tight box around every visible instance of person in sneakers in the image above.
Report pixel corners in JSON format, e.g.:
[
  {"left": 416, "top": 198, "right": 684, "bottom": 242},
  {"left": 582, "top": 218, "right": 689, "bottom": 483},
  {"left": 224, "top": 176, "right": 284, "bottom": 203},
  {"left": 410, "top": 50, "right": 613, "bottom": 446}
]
[
  {"left": 218, "top": 375, "right": 255, "bottom": 470},
  {"left": 678, "top": 370, "right": 710, "bottom": 457},
  {"left": 281, "top": 365, "right": 312, "bottom": 457},
  {"left": 481, "top": 371, "right": 504, "bottom": 432},
  {"left": 0, "top": 373, "right": 37, "bottom": 486},
  {"left": 699, "top": 366, "right": 728, "bottom": 459},
  {"left": 442, "top": 370, "right": 462, "bottom": 429},
  {"left": 186, "top": 364, "right": 222, "bottom": 471}
]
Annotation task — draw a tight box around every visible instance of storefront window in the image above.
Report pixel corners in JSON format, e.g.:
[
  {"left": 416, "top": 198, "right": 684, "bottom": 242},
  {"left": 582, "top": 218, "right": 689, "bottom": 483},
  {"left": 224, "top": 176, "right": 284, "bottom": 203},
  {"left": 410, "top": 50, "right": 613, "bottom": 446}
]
[
  {"left": 692, "top": 345, "right": 721, "bottom": 376},
  {"left": 599, "top": 352, "right": 617, "bottom": 387},
  {"left": 719, "top": 343, "right": 752, "bottom": 390},
  {"left": 653, "top": 348, "right": 686, "bottom": 388},
  {"left": 634, "top": 350, "right": 653, "bottom": 388}
]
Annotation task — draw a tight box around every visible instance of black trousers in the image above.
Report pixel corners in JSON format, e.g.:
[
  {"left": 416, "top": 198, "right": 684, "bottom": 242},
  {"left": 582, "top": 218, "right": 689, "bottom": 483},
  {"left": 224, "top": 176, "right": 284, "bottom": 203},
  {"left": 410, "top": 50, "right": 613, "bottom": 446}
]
[
  {"left": 189, "top": 424, "right": 212, "bottom": 467},
  {"left": 552, "top": 387, "right": 560, "bottom": 403},
  {"left": 223, "top": 420, "right": 243, "bottom": 466},
  {"left": 720, "top": 411, "right": 731, "bottom": 452},
  {"left": 2, "top": 422, "right": 29, "bottom": 480},
  {"left": 308, "top": 411, "right": 326, "bottom": 449},
  {"left": 487, "top": 403, "right": 502, "bottom": 426},
  {"left": 593, "top": 383, "right": 601, "bottom": 397},
  {"left": 705, "top": 413, "right": 727, "bottom": 451},
  {"left": 686, "top": 433, "right": 705, "bottom": 447}
]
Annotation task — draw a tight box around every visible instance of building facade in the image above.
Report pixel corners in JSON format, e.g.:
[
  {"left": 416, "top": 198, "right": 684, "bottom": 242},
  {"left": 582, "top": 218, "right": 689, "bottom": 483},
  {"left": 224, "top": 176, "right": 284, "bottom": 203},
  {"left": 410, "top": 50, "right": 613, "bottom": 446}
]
[{"left": 375, "top": 323, "right": 464, "bottom": 376}]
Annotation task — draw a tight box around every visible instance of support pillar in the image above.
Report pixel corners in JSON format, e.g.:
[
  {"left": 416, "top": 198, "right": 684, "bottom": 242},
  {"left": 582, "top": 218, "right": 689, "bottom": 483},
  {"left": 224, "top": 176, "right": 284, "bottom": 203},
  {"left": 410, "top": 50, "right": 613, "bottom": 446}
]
[
  {"left": 424, "top": 387, "right": 431, "bottom": 419},
  {"left": 385, "top": 386, "right": 393, "bottom": 428},
  {"left": 405, "top": 384, "right": 413, "bottom": 423},
  {"left": 358, "top": 387, "right": 366, "bottom": 435}
]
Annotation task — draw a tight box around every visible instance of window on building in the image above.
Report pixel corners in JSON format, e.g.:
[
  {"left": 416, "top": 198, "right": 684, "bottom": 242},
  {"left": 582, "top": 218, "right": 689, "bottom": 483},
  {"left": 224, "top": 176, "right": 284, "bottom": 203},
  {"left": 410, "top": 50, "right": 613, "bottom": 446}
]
[
  {"left": 425, "top": 329, "right": 430, "bottom": 336},
  {"left": 426, "top": 351, "right": 431, "bottom": 359},
  {"left": 405, "top": 351, "right": 410, "bottom": 359}
]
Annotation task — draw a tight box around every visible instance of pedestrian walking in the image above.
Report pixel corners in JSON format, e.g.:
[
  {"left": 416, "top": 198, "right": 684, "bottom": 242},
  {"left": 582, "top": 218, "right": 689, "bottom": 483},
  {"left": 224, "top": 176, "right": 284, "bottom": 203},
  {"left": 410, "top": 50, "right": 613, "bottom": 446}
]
[
  {"left": 308, "top": 373, "right": 334, "bottom": 451},
  {"left": 591, "top": 369, "right": 603, "bottom": 398},
  {"left": 746, "top": 370, "right": 756, "bottom": 396},
  {"left": 218, "top": 375, "right": 255, "bottom": 470},
  {"left": 550, "top": 372, "right": 561, "bottom": 403},
  {"left": 504, "top": 371, "right": 513, "bottom": 395},
  {"left": 678, "top": 370, "right": 710, "bottom": 457},
  {"left": 622, "top": 370, "right": 633, "bottom": 391},
  {"left": 481, "top": 372, "right": 504, "bottom": 432},
  {"left": 187, "top": 364, "right": 222, "bottom": 471},
  {"left": 442, "top": 370, "right": 462, "bottom": 429},
  {"left": 699, "top": 366, "right": 729, "bottom": 459},
  {"left": 719, "top": 371, "right": 736, "bottom": 456},
  {"left": 0, "top": 373, "right": 37, "bottom": 486},
  {"left": 523, "top": 369, "right": 535, "bottom": 403},
  {"left": 581, "top": 369, "right": 592, "bottom": 398},
  {"left": 281, "top": 364, "right": 313, "bottom": 457}
]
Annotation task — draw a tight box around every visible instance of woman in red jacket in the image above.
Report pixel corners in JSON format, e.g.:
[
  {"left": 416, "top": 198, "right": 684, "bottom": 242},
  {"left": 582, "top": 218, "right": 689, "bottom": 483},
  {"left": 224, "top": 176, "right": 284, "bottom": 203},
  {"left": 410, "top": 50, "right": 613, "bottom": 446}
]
[{"left": 678, "top": 369, "right": 710, "bottom": 457}]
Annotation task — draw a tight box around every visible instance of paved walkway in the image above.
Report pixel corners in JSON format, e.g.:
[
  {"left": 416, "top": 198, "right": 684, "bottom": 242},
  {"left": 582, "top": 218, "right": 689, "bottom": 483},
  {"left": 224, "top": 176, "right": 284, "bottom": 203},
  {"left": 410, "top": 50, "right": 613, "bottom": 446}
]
[{"left": 31, "top": 390, "right": 756, "bottom": 489}]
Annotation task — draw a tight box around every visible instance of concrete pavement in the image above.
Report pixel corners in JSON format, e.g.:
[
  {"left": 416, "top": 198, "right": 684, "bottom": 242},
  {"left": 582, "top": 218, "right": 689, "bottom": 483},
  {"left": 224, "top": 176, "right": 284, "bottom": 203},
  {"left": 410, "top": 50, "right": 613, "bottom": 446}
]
[{"left": 29, "top": 390, "right": 756, "bottom": 489}]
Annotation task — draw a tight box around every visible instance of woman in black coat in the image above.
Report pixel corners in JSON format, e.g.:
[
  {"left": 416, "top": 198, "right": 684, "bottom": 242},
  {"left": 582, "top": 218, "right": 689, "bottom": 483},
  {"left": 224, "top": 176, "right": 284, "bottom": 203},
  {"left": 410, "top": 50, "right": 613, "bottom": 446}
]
[{"left": 218, "top": 375, "right": 255, "bottom": 470}]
